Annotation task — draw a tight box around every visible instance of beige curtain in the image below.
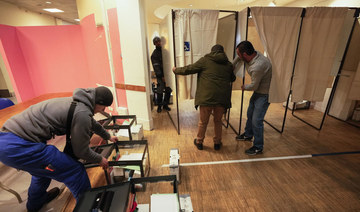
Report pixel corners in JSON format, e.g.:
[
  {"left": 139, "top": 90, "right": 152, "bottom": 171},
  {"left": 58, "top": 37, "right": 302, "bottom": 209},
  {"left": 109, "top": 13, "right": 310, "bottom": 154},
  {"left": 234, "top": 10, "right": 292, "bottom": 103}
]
[
  {"left": 232, "top": 8, "right": 248, "bottom": 89},
  {"left": 174, "top": 9, "right": 219, "bottom": 100},
  {"left": 251, "top": 7, "right": 303, "bottom": 103},
  {"left": 348, "top": 19, "right": 360, "bottom": 100},
  {"left": 292, "top": 7, "right": 349, "bottom": 102}
]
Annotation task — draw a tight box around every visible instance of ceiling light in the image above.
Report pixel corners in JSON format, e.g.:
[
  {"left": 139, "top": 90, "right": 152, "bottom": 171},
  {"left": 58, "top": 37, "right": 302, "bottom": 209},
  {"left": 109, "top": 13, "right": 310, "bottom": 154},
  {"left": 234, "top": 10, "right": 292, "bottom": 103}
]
[
  {"left": 43, "top": 8, "right": 64, "bottom": 13},
  {"left": 74, "top": 19, "right": 80, "bottom": 22},
  {"left": 189, "top": 4, "right": 193, "bottom": 7},
  {"left": 45, "top": 1, "right": 52, "bottom": 4}
]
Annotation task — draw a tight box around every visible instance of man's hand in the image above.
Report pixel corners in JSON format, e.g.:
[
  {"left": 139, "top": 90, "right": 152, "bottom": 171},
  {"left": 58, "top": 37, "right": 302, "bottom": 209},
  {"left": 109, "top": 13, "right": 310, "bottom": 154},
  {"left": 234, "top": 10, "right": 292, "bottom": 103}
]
[
  {"left": 99, "top": 157, "right": 109, "bottom": 169},
  {"left": 172, "top": 67, "right": 176, "bottom": 73},
  {"left": 108, "top": 136, "right": 118, "bottom": 143}
]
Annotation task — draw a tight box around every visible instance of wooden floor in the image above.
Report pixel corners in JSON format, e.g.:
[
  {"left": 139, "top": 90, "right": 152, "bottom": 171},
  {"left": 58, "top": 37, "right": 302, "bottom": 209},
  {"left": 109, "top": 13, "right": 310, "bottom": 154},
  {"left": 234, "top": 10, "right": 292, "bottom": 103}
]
[
  {"left": 61, "top": 90, "right": 360, "bottom": 211},
  {"left": 2, "top": 92, "right": 359, "bottom": 211}
]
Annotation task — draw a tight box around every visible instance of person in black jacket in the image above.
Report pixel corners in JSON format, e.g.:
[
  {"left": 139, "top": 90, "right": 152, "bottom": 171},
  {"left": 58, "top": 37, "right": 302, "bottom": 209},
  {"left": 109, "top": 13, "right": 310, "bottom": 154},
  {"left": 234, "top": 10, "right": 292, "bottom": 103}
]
[{"left": 151, "top": 36, "right": 171, "bottom": 113}]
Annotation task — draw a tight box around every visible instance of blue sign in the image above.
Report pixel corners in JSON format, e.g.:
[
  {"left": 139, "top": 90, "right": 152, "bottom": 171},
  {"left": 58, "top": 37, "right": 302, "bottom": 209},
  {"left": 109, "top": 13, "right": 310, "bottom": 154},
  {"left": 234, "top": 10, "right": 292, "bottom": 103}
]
[{"left": 184, "top": 42, "right": 190, "bottom": 51}]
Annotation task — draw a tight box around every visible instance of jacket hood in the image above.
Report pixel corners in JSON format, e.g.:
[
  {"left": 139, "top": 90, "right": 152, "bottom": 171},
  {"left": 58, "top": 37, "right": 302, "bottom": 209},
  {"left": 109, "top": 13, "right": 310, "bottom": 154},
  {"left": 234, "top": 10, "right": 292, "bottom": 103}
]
[
  {"left": 205, "top": 51, "right": 230, "bottom": 64},
  {"left": 73, "top": 88, "right": 95, "bottom": 111}
]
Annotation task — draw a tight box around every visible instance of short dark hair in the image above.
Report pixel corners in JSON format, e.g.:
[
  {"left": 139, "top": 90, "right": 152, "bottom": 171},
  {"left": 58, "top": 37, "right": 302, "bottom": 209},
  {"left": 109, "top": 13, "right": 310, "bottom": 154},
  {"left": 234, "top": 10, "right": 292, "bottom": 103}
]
[
  {"left": 236, "top": 41, "right": 254, "bottom": 55},
  {"left": 153, "top": 36, "right": 161, "bottom": 45},
  {"left": 211, "top": 44, "right": 224, "bottom": 52}
]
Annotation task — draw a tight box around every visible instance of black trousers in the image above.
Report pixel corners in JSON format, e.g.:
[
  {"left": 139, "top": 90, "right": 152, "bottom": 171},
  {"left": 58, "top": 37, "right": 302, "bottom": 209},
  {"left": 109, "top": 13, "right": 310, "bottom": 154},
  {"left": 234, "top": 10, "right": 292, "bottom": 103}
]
[{"left": 156, "top": 77, "right": 171, "bottom": 106}]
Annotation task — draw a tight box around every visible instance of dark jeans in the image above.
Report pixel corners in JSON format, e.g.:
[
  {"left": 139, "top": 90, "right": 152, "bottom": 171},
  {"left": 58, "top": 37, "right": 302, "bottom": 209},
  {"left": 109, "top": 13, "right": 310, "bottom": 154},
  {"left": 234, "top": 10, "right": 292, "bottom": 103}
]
[
  {"left": 156, "top": 77, "right": 171, "bottom": 106},
  {"left": 244, "top": 93, "right": 270, "bottom": 149}
]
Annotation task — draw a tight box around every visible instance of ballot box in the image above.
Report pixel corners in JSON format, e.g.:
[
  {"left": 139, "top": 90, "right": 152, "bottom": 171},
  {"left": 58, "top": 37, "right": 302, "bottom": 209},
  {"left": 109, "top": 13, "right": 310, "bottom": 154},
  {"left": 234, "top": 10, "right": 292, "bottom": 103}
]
[{"left": 74, "top": 175, "right": 179, "bottom": 212}]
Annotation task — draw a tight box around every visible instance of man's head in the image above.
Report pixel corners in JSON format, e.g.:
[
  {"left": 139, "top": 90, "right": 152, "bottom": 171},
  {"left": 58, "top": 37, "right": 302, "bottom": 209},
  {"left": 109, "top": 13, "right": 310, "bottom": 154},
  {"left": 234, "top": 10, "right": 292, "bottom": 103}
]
[
  {"left": 94, "top": 86, "right": 113, "bottom": 113},
  {"left": 236, "top": 41, "right": 255, "bottom": 63},
  {"left": 153, "top": 36, "right": 161, "bottom": 47},
  {"left": 211, "top": 44, "right": 224, "bottom": 53}
]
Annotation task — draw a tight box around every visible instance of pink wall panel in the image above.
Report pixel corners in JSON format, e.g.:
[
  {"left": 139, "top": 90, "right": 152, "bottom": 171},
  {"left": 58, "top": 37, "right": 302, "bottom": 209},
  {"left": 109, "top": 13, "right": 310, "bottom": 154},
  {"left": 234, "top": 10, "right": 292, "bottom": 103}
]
[
  {"left": 16, "top": 25, "right": 90, "bottom": 96},
  {"left": 80, "top": 13, "right": 128, "bottom": 110},
  {"left": 0, "top": 12, "right": 128, "bottom": 110},
  {"left": 0, "top": 25, "right": 35, "bottom": 102},
  {"left": 80, "top": 15, "right": 112, "bottom": 87},
  {"left": 107, "top": 8, "right": 127, "bottom": 108}
]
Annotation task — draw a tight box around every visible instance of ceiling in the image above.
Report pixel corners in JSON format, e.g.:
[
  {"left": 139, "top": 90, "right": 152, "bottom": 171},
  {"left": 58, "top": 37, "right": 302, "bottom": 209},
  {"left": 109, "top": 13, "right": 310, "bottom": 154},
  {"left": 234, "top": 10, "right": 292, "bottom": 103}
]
[
  {"left": 0, "top": 0, "right": 79, "bottom": 24},
  {"left": 0, "top": 0, "right": 356, "bottom": 25}
]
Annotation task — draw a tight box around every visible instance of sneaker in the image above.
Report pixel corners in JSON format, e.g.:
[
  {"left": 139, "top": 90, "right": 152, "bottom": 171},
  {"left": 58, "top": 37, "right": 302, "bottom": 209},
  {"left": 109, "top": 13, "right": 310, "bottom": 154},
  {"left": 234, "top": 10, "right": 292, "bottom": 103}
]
[
  {"left": 194, "top": 139, "right": 203, "bottom": 150},
  {"left": 214, "top": 143, "right": 222, "bottom": 150},
  {"left": 245, "top": 146, "right": 263, "bottom": 155},
  {"left": 236, "top": 133, "right": 252, "bottom": 141},
  {"left": 157, "top": 106, "right": 162, "bottom": 113},
  {"left": 163, "top": 105, "right": 171, "bottom": 111}
]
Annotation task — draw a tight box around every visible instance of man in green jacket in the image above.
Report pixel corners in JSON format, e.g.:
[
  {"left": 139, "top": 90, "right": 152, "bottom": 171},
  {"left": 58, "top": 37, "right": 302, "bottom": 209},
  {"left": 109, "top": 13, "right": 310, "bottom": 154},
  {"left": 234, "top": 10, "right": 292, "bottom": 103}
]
[{"left": 173, "top": 44, "right": 236, "bottom": 150}]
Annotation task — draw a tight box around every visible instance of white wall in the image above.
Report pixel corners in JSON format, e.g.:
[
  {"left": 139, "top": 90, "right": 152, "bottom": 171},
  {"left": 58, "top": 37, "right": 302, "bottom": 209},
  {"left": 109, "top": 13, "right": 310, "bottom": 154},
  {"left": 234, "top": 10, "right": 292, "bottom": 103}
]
[
  {"left": 0, "top": 68, "right": 8, "bottom": 90},
  {"left": 117, "top": 0, "right": 153, "bottom": 130},
  {"left": 77, "top": 0, "right": 101, "bottom": 25},
  {"left": 159, "top": 12, "right": 176, "bottom": 93},
  {"left": 147, "top": 23, "right": 160, "bottom": 85},
  {"left": 147, "top": 24, "right": 160, "bottom": 73},
  {"left": 0, "top": 50, "right": 15, "bottom": 95},
  {"left": 0, "top": 53, "right": 11, "bottom": 91}
]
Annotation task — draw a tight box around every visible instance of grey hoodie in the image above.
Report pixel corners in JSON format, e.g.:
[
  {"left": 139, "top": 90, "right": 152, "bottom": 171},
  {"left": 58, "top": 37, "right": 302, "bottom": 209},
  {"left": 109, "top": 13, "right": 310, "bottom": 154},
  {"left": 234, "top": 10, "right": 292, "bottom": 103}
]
[{"left": 2, "top": 88, "right": 110, "bottom": 163}]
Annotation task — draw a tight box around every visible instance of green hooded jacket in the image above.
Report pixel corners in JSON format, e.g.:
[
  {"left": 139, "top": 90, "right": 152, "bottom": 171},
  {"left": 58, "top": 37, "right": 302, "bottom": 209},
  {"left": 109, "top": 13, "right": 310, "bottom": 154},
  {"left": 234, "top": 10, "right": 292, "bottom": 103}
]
[{"left": 174, "top": 51, "right": 236, "bottom": 108}]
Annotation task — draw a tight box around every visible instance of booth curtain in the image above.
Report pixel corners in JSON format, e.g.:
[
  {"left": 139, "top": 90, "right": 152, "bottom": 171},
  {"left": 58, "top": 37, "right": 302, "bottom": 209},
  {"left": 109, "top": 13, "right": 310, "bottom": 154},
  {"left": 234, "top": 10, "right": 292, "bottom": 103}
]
[
  {"left": 251, "top": 7, "right": 303, "bottom": 103},
  {"left": 291, "top": 7, "right": 349, "bottom": 102},
  {"left": 348, "top": 19, "right": 360, "bottom": 100},
  {"left": 174, "top": 9, "right": 219, "bottom": 100},
  {"left": 232, "top": 8, "right": 249, "bottom": 85}
]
